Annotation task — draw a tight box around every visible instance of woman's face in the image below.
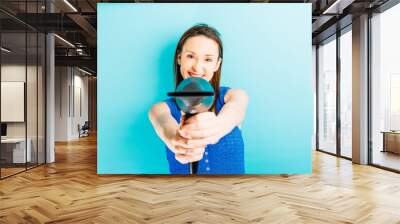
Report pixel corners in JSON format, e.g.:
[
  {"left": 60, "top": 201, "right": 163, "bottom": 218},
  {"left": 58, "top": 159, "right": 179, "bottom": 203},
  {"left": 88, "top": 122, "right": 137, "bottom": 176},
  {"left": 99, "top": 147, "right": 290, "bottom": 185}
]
[{"left": 178, "top": 35, "right": 221, "bottom": 81}]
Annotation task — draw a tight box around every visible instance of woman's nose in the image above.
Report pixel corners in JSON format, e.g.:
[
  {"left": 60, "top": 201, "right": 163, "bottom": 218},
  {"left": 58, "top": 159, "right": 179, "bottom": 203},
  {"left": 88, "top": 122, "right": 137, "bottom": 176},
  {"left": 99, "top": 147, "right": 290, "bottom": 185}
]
[{"left": 192, "top": 60, "right": 203, "bottom": 72}]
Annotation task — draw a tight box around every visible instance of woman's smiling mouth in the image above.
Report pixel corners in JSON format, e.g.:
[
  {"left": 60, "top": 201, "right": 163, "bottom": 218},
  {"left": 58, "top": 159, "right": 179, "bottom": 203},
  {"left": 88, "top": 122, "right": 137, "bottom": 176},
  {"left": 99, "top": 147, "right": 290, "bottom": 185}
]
[{"left": 188, "top": 72, "right": 205, "bottom": 78}]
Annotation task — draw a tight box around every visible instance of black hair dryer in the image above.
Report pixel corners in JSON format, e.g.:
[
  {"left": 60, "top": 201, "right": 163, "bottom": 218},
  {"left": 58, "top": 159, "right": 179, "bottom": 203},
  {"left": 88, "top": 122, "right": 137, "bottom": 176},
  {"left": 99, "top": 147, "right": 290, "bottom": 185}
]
[{"left": 168, "top": 77, "right": 215, "bottom": 174}]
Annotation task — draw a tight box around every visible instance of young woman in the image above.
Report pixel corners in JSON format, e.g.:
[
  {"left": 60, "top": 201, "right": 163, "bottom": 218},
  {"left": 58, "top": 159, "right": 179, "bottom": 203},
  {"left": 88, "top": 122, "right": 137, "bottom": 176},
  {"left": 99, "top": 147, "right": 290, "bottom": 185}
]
[{"left": 149, "top": 24, "right": 248, "bottom": 174}]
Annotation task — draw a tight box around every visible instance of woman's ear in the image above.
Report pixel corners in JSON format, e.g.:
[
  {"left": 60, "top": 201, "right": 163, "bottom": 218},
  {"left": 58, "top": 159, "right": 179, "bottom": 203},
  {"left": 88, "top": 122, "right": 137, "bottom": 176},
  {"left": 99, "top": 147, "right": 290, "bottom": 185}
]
[{"left": 177, "top": 54, "right": 181, "bottom": 65}]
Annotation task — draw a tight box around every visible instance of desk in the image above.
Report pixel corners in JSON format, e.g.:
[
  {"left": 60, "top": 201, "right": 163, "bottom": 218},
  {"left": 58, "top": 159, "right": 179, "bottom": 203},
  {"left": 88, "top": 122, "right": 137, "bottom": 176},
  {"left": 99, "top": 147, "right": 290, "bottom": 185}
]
[
  {"left": 381, "top": 131, "right": 400, "bottom": 154},
  {"left": 1, "top": 138, "right": 31, "bottom": 163}
]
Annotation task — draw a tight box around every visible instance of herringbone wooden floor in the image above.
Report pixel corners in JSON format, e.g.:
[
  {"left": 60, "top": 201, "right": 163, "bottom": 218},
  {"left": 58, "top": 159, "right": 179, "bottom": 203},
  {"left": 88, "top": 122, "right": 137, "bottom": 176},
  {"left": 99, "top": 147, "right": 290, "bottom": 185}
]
[{"left": 1, "top": 134, "right": 400, "bottom": 224}]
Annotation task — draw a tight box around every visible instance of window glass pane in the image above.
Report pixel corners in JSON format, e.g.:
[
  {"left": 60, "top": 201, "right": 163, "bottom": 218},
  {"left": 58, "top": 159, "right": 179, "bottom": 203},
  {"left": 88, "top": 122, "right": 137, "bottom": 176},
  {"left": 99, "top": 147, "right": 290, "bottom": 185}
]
[
  {"left": 0, "top": 1, "right": 46, "bottom": 178},
  {"left": 371, "top": 3, "right": 400, "bottom": 171},
  {"left": 318, "top": 37, "right": 337, "bottom": 154},
  {"left": 27, "top": 31, "right": 38, "bottom": 169},
  {"left": 1, "top": 30, "right": 27, "bottom": 177},
  {"left": 340, "top": 29, "right": 352, "bottom": 158},
  {"left": 38, "top": 32, "right": 45, "bottom": 165}
]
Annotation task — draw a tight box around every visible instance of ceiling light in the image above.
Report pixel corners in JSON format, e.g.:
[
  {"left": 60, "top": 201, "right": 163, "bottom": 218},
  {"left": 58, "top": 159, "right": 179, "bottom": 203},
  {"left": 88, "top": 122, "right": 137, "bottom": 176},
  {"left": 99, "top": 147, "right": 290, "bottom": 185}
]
[
  {"left": 78, "top": 67, "right": 93, "bottom": 76},
  {"left": 323, "top": 0, "right": 355, "bottom": 15},
  {"left": 54, "top": 34, "right": 75, "bottom": 48},
  {"left": 63, "top": 0, "right": 78, "bottom": 12},
  {"left": 1, "top": 47, "right": 11, "bottom": 53}
]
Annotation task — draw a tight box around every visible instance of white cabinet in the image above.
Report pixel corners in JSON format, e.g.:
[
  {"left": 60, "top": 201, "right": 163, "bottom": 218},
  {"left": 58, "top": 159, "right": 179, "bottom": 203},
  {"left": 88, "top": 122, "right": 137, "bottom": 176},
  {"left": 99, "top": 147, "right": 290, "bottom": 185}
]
[{"left": 1, "top": 138, "right": 32, "bottom": 163}]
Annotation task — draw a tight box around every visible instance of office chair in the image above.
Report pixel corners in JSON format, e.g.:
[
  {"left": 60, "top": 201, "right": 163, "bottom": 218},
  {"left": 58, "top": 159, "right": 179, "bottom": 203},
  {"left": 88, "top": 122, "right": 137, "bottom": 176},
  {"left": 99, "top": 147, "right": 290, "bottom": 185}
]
[{"left": 79, "top": 121, "right": 90, "bottom": 138}]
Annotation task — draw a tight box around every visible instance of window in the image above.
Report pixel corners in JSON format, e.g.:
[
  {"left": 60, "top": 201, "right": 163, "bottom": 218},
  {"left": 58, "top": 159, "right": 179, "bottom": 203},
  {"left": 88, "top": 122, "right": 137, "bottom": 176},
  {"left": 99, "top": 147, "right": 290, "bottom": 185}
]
[
  {"left": 371, "top": 2, "right": 400, "bottom": 171},
  {"left": 318, "top": 36, "right": 337, "bottom": 154},
  {"left": 339, "top": 28, "right": 352, "bottom": 158},
  {"left": 0, "top": 1, "right": 46, "bottom": 179}
]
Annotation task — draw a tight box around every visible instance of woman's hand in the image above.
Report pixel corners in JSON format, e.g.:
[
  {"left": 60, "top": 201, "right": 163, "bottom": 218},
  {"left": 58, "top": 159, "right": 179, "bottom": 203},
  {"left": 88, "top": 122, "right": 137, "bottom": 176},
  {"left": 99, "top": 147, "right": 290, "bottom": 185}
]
[
  {"left": 168, "top": 128, "right": 206, "bottom": 164},
  {"left": 148, "top": 102, "right": 207, "bottom": 164},
  {"left": 178, "top": 88, "right": 249, "bottom": 150},
  {"left": 179, "top": 112, "right": 225, "bottom": 148},
  {"left": 174, "top": 146, "right": 205, "bottom": 164}
]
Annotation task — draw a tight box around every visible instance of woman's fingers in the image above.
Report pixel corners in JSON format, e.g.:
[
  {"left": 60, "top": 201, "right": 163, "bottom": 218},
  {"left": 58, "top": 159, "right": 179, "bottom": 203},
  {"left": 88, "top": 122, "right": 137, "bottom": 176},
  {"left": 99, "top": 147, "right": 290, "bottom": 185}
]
[
  {"left": 172, "top": 131, "right": 209, "bottom": 149},
  {"left": 175, "top": 147, "right": 204, "bottom": 156},
  {"left": 175, "top": 153, "right": 202, "bottom": 164},
  {"left": 176, "top": 127, "right": 222, "bottom": 148},
  {"left": 175, "top": 153, "right": 191, "bottom": 164},
  {"left": 178, "top": 127, "right": 220, "bottom": 140},
  {"left": 175, "top": 148, "right": 205, "bottom": 164},
  {"left": 179, "top": 112, "right": 221, "bottom": 140},
  {"left": 170, "top": 131, "right": 191, "bottom": 150},
  {"left": 185, "top": 134, "right": 221, "bottom": 148},
  {"left": 182, "top": 114, "right": 215, "bottom": 130},
  {"left": 185, "top": 112, "right": 214, "bottom": 124},
  {"left": 181, "top": 112, "right": 217, "bottom": 132},
  {"left": 171, "top": 144, "right": 194, "bottom": 155},
  {"left": 190, "top": 147, "right": 205, "bottom": 155}
]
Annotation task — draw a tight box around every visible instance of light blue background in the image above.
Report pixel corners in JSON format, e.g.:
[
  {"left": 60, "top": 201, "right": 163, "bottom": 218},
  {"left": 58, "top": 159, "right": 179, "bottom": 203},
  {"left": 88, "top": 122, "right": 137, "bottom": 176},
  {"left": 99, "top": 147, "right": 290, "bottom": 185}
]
[{"left": 98, "top": 3, "right": 312, "bottom": 174}]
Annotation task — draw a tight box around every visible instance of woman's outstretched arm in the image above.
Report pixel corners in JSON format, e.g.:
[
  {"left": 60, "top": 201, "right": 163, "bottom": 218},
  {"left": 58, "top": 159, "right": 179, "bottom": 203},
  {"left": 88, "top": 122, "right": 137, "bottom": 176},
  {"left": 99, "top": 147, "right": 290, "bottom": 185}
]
[
  {"left": 218, "top": 88, "right": 249, "bottom": 132},
  {"left": 148, "top": 102, "right": 206, "bottom": 164},
  {"left": 148, "top": 102, "right": 180, "bottom": 150}
]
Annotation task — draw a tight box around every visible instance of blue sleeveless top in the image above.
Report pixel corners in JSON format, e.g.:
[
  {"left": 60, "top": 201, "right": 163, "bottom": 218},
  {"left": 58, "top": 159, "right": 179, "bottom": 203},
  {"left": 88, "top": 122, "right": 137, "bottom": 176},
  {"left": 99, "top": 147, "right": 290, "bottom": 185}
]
[{"left": 164, "top": 86, "right": 245, "bottom": 174}]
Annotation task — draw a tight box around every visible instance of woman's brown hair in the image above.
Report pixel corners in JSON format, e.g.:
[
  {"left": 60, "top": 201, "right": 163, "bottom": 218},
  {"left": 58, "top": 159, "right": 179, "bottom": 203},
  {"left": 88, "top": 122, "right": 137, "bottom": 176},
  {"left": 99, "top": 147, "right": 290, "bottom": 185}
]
[{"left": 173, "top": 24, "right": 223, "bottom": 112}]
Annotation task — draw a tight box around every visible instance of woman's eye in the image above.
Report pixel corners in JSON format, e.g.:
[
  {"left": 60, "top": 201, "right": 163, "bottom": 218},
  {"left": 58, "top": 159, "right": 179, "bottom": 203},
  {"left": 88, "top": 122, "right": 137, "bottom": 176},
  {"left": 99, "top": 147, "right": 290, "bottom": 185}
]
[
  {"left": 186, "top": 55, "right": 194, "bottom": 59},
  {"left": 205, "top": 58, "right": 213, "bottom": 62}
]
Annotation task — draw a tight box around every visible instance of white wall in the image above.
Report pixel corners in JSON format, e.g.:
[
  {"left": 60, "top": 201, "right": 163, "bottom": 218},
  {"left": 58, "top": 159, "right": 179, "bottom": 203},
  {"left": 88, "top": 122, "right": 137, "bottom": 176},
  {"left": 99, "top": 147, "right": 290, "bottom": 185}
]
[
  {"left": 72, "top": 73, "right": 89, "bottom": 138},
  {"left": 55, "top": 66, "right": 69, "bottom": 141},
  {"left": 55, "top": 67, "right": 89, "bottom": 141}
]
